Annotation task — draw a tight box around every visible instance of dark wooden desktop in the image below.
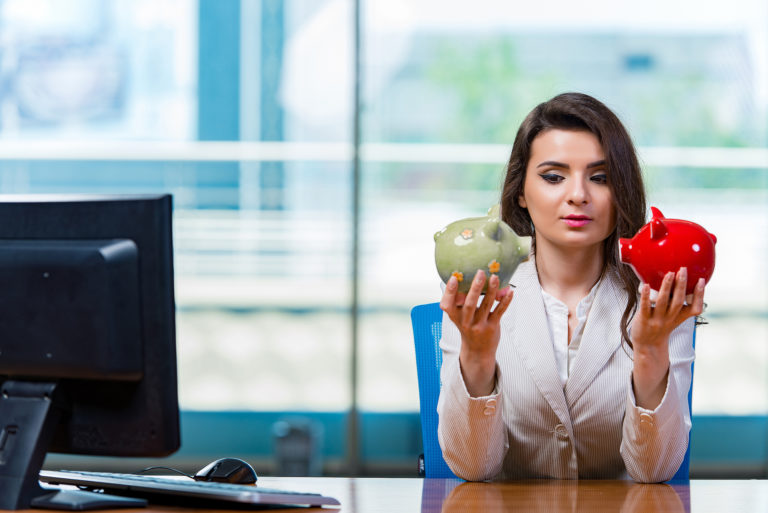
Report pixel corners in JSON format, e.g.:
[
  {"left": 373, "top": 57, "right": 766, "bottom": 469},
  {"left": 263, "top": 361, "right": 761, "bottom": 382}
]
[{"left": 10, "top": 476, "right": 768, "bottom": 512}]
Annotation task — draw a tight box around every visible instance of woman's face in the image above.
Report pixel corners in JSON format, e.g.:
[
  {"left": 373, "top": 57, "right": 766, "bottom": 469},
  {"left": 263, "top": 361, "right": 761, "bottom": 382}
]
[{"left": 518, "top": 128, "right": 616, "bottom": 253}]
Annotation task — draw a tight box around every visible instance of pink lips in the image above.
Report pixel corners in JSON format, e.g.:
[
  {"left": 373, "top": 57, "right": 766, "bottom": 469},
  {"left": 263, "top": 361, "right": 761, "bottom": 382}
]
[{"left": 563, "top": 215, "right": 591, "bottom": 228}]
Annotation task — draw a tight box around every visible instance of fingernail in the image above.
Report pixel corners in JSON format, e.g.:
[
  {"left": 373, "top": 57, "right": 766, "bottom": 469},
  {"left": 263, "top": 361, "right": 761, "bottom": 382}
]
[
  {"left": 447, "top": 276, "right": 457, "bottom": 290},
  {"left": 697, "top": 278, "right": 705, "bottom": 290},
  {"left": 474, "top": 270, "right": 485, "bottom": 282},
  {"left": 680, "top": 267, "right": 687, "bottom": 279},
  {"left": 666, "top": 272, "right": 675, "bottom": 280},
  {"left": 490, "top": 274, "right": 499, "bottom": 287}
]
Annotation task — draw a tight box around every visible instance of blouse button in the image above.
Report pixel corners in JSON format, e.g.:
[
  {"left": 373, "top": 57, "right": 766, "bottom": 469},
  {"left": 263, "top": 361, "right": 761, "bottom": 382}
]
[{"left": 639, "top": 413, "right": 655, "bottom": 427}]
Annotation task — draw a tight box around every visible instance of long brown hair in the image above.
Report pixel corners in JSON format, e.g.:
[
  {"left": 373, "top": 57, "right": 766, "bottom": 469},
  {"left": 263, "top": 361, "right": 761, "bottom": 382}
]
[{"left": 500, "top": 92, "right": 646, "bottom": 348}]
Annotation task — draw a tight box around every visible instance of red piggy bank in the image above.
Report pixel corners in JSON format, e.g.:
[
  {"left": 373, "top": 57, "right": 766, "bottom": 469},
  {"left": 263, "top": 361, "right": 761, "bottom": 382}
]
[{"left": 619, "top": 207, "right": 717, "bottom": 294}]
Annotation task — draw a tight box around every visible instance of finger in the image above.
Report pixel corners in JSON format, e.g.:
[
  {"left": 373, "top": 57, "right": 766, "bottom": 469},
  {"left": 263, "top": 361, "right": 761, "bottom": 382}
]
[
  {"left": 439, "top": 275, "right": 458, "bottom": 309},
  {"left": 461, "top": 270, "right": 486, "bottom": 325},
  {"left": 668, "top": 267, "right": 688, "bottom": 316},
  {"left": 495, "top": 284, "right": 512, "bottom": 302},
  {"left": 476, "top": 273, "right": 500, "bottom": 320},
  {"left": 639, "top": 283, "right": 652, "bottom": 318},
  {"left": 675, "top": 277, "right": 707, "bottom": 326},
  {"left": 489, "top": 287, "right": 514, "bottom": 323},
  {"left": 682, "top": 278, "right": 706, "bottom": 320},
  {"left": 440, "top": 275, "right": 461, "bottom": 323},
  {"left": 654, "top": 272, "right": 675, "bottom": 313}
]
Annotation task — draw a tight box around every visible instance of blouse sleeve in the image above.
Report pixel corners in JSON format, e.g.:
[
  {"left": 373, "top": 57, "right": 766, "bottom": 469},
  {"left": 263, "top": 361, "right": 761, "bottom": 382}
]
[
  {"left": 436, "top": 311, "right": 508, "bottom": 481},
  {"left": 620, "top": 316, "right": 696, "bottom": 483}
]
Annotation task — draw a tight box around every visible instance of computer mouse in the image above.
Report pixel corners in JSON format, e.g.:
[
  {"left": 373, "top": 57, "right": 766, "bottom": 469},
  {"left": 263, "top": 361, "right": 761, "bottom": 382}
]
[{"left": 194, "top": 457, "right": 258, "bottom": 484}]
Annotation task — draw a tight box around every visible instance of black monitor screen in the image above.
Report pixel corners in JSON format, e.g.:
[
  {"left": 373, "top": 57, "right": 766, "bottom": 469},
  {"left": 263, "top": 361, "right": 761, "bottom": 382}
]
[{"left": 0, "top": 194, "right": 179, "bottom": 509}]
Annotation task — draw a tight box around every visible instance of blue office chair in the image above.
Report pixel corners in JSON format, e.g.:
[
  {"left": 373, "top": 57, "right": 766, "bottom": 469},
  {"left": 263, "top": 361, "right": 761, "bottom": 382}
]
[
  {"left": 411, "top": 302, "right": 457, "bottom": 478},
  {"left": 411, "top": 301, "right": 695, "bottom": 481}
]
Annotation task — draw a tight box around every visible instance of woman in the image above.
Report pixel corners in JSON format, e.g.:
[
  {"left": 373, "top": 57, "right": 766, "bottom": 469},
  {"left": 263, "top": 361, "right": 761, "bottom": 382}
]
[{"left": 437, "top": 92, "right": 705, "bottom": 483}]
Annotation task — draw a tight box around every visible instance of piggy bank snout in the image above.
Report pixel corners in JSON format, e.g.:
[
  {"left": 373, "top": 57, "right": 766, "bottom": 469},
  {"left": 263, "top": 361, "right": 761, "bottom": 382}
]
[{"left": 618, "top": 238, "right": 632, "bottom": 264}]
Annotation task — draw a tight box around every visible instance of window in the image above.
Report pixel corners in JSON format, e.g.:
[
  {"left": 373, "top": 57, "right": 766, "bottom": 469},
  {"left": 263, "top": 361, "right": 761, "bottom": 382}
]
[
  {"left": 2, "top": 0, "right": 767, "bottom": 475},
  {"left": 360, "top": 0, "right": 768, "bottom": 416}
]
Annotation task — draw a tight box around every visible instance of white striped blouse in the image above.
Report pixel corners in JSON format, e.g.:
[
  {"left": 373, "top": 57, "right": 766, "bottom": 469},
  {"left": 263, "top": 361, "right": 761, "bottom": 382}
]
[{"left": 437, "top": 259, "right": 695, "bottom": 482}]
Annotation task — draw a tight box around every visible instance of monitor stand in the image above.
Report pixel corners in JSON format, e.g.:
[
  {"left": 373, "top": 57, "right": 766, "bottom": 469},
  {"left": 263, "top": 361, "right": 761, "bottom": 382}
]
[
  {"left": 31, "top": 489, "right": 146, "bottom": 510},
  {"left": 0, "top": 380, "right": 146, "bottom": 510}
]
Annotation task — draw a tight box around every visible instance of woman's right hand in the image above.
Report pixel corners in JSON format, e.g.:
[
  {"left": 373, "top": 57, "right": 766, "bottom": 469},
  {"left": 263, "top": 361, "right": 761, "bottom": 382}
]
[{"left": 440, "top": 270, "right": 514, "bottom": 396}]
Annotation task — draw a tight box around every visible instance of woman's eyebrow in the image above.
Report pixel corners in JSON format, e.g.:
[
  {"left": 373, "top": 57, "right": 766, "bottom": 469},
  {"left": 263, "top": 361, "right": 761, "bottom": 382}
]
[
  {"left": 587, "top": 160, "right": 606, "bottom": 169},
  {"left": 536, "top": 160, "right": 568, "bottom": 169},
  {"left": 535, "top": 159, "right": 606, "bottom": 169}
]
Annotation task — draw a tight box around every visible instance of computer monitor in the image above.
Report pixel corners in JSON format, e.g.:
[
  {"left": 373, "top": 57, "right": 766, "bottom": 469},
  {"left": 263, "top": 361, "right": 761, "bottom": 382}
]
[{"left": 0, "top": 194, "right": 180, "bottom": 509}]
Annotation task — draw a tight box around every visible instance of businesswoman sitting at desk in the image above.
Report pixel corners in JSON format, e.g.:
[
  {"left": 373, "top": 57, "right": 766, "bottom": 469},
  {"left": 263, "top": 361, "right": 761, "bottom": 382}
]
[{"left": 437, "top": 92, "right": 705, "bottom": 483}]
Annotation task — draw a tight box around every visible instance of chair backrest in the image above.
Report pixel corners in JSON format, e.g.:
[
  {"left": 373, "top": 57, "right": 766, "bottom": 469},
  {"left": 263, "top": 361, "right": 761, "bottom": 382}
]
[
  {"left": 669, "top": 325, "right": 696, "bottom": 482},
  {"left": 411, "top": 301, "right": 695, "bottom": 481},
  {"left": 411, "top": 302, "right": 457, "bottom": 478}
]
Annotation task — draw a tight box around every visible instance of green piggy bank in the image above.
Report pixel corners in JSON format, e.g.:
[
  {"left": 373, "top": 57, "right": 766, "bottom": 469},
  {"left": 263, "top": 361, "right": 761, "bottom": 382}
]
[{"left": 434, "top": 205, "right": 528, "bottom": 294}]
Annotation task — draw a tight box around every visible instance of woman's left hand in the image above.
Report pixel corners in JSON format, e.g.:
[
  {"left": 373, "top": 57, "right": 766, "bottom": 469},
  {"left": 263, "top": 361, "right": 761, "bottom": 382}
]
[{"left": 630, "top": 267, "right": 705, "bottom": 409}]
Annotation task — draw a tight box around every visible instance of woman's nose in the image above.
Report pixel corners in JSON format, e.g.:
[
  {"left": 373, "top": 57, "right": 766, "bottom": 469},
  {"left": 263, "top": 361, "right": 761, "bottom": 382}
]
[{"left": 567, "top": 179, "right": 589, "bottom": 205}]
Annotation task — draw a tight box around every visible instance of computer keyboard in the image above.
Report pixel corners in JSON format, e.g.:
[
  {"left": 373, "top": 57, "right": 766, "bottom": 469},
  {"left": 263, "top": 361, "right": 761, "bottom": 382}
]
[{"left": 39, "top": 469, "right": 341, "bottom": 508}]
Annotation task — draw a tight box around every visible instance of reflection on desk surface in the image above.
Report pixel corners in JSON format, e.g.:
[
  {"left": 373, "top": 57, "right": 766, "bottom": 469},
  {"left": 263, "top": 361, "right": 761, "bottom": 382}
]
[
  {"left": 14, "top": 477, "right": 768, "bottom": 512},
  {"left": 435, "top": 480, "right": 686, "bottom": 513},
  {"left": 292, "top": 477, "right": 764, "bottom": 513}
]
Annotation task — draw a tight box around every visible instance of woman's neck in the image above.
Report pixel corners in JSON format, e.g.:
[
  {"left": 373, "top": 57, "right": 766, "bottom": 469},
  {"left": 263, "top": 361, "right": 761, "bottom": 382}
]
[{"left": 534, "top": 239, "right": 605, "bottom": 304}]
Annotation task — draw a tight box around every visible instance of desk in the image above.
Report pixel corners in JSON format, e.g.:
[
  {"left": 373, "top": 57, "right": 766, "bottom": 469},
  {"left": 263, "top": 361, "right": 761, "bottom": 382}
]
[{"left": 9, "top": 477, "right": 768, "bottom": 512}]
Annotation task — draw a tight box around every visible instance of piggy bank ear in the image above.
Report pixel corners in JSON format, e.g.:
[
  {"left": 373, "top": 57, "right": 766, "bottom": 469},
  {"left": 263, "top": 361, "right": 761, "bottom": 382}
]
[
  {"left": 650, "top": 206, "right": 665, "bottom": 219},
  {"left": 650, "top": 217, "right": 668, "bottom": 240}
]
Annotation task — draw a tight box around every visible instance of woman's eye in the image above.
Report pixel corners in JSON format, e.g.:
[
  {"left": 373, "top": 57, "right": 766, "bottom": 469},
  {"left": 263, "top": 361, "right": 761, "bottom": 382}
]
[
  {"left": 540, "top": 173, "right": 564, "bottom": 184},
  {"left": 590, "top": 173, "right": 608, "bottom": 184}
]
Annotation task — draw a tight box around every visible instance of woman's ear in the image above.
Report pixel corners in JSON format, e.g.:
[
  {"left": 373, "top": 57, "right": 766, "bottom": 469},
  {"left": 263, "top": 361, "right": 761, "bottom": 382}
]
[{"left": 518, "top": 194, "right": 527, "bottom": 209}]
